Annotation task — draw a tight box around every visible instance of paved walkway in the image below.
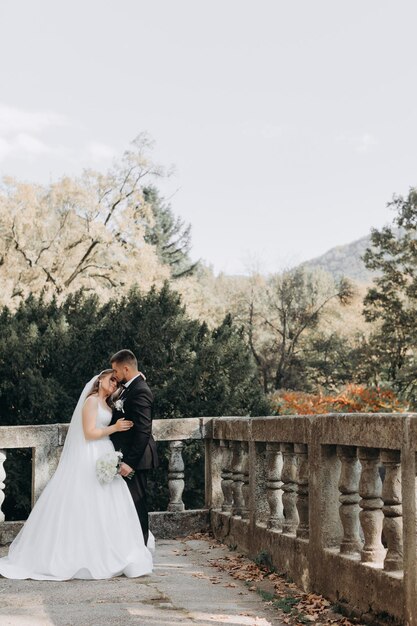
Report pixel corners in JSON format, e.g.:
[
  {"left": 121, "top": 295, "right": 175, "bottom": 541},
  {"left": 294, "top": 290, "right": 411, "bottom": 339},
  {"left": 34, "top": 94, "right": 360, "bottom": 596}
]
[{"left": 0, "top": 538, "right": 282, "bottom": 626}]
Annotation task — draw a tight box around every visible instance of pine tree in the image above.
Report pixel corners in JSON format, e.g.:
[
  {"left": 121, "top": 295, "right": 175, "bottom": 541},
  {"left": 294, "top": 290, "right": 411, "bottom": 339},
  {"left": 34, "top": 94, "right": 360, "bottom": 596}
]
[
  {"left": 143, "top": 186, "right": 199, "bottom": 278},
  {"left": 363, "top": 188, "right": 417, "bottom": 401}
]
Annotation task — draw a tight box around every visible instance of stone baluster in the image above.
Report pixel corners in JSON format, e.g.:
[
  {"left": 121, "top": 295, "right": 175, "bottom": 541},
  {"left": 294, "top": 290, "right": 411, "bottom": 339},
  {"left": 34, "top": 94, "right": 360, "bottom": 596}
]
[
  {"left": 220, "top": 440, "right": 234, "bottom": 512},
  {"left": 266, "top": 443, "right": 284, "bottom": 531},
  {"left": 0, "top": 450, "right": 6, "bottom": 523},
  {"left": 281, "top": 443, "right": 299, "bottom": 534},
  {"left": 295, "top": 444, "right": 309, "bottom": 539},
  {"left": 381, "top": 449, "right": 403, "bottom": 572},
  {"left": 231, "top": 441, "right": 245, "bottom": 517},
  {"left": 358, "top": 447, "right": 385, "bottom": 564},
  {"left": 337, "top": 445, "right": 362, "bottom": 555},
  {"left": 168, "top": 440, "right": 185, "bottom": 512},
  {"left": 241, "top": 442, "right": 250, "bottom": 520}
]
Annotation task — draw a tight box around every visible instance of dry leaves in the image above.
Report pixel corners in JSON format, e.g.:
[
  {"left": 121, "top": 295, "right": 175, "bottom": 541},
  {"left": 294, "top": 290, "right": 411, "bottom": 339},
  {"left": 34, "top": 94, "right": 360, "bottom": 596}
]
[
  {"left": 208, "top": 554, "right": 265, "bottom": 582},
  {"left": 295, "top": 593, "right": 331, "bottom": 618},
  {"left": 187, "top": 534, "right": 365, "bottom": 626}
]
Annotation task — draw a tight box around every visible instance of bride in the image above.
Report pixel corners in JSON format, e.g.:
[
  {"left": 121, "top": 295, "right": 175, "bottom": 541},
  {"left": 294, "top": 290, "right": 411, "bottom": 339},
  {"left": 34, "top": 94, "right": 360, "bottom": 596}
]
[{"left": 0, "top": 370, "right": 153, "bottom": 580}]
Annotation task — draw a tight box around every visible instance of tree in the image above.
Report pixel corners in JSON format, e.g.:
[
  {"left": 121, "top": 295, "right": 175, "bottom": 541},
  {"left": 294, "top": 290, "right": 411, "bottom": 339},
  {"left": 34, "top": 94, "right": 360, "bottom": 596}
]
[
  {"left": 363, "top": 188, "right": 417, "bottom": 400},
  {"left": 187, "top": 314, "right": 270, "bottom": 417},
  {"left": 143, "top": 185, "right": 198, "bottom": 278},
  {"left": 266, "top": 269, "right": 354, "bottom": 389},
  {"left": 0, "top": 284, "right": 268, "bottom": 425},
  {"left": 302, "top": 331, "right": 366, "bottom": 390},
  {"left": 236, "top": 268, "right": 354, "bottom": 391},
  {"left": 0, "top": 295, "right": 74, "bottom": 422},
  {"left": 0, "top": 134, "right": 170, "bottom": 306},
  {"left": 239, "top": 275, "right": 277, "bottom": 394}
]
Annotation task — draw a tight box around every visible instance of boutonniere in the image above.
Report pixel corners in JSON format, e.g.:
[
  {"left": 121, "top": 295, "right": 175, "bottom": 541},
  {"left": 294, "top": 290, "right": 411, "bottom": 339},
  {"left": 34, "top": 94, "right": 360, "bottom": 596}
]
[{"left": 113, "top": 398, "right": 125, "bottom": 413}]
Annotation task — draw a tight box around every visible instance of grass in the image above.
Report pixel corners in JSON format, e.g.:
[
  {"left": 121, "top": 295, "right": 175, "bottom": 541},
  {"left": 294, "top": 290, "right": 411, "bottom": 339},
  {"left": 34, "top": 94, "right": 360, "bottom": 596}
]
[
  {"left": 272, "top": 596, "right": 299, "bottom": 613},
  {"left": 254, "top": 550, "right": 275, "bottom": 571},
  {"left": 257, "top": 589, "right": 275, "bottom": 602},
  {"left": 254, "top": 586, "right": 300, "bottom": 616}
]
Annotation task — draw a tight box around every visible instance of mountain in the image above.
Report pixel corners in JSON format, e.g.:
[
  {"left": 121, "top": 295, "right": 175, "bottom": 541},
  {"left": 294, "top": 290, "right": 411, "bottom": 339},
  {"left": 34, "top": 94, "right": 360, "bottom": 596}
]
[{"left": 299, "top": 233, "right": 375, "bottom": 284}]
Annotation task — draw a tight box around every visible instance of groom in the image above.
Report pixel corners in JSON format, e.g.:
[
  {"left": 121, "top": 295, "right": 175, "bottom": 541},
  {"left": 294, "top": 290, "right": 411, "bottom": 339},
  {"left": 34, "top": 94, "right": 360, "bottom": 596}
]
[{"left": 110, "top": 349, "right": 158, "bottom": 546}]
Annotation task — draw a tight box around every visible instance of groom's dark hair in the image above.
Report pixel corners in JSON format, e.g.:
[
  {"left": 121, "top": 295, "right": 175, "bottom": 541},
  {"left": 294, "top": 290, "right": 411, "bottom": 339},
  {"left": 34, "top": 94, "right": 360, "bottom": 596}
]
[{"left": 110, "top": 349, "right": 138, "bottom": 368}]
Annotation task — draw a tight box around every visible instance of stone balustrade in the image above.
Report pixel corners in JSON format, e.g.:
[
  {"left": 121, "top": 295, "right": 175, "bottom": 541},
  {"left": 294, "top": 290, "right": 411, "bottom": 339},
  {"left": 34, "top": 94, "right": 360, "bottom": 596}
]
[
  {"left": 1, "top": 413, "right": 417, "bottom": 624},
  {"left": 0, "top": 418, "right": 214, "bottom": 542},
  {"left": 209, "top": 414, "right": 417, "bottom": 626}
]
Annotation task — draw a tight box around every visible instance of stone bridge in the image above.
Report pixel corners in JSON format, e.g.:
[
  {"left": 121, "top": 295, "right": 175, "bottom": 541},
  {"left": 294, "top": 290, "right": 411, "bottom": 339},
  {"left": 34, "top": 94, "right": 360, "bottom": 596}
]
[{"left": 0, "top": 415, "right": 416, "bottom": 625}]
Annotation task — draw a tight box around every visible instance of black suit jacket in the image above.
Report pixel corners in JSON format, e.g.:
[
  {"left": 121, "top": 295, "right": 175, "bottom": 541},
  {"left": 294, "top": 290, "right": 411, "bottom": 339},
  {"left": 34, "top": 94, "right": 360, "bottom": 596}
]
[{"left": 110, "top": 375, "right": 159, "bottom": 470}]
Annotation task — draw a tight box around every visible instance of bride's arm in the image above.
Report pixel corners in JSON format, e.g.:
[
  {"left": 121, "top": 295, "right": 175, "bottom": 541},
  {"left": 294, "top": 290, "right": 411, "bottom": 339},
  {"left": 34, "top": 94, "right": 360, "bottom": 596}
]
[{"left": 82, "top": 397, "right": 133, "bottom": 440}]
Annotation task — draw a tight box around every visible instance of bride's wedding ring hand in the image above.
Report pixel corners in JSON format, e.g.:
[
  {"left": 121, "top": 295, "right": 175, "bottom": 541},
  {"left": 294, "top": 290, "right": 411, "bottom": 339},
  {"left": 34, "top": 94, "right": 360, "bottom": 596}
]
[{"left": 115, "top": 418, "right": 134, "bottom": 431}]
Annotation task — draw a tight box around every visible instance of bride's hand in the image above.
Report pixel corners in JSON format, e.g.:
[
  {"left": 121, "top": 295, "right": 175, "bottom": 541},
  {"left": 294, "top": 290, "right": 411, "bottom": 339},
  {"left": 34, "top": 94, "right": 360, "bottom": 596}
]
[{"left": 115, "top": 418, "right": 134, "bottom": 432}]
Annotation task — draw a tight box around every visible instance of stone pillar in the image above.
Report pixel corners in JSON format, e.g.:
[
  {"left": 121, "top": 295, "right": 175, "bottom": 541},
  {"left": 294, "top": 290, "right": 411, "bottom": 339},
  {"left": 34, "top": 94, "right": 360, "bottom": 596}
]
[
  {"left": 205, "top": 437, "right": 224, "bottom": 510},
  {"left": 266, "top": 442, "right": 284, "bottom": 531},
  {"left": 253, "top": 442, "right": 269, "bottom": 526},
  {"left": 32, "top": 444, "right": 57, "bottom": 505},
  {"left": 231, "top": 441, "right": 245, "bottom": 517},
  {"left": 381, "top": 449, "right": 403, "bottom": 572},
  {"left": 241, "top": 442, "right": 250, "bottom": 520},
  {"left": 281, "top": 443, "right": 299, "bottom": 534},
  {"left": 295, "top": 443, "right": 309, "bottom": 539},
  {"left": 337, "top": 445, "right": 362, "bottom": 555},
  {"left": 220, "top": 440, "right": 234, "bottom": 513},
  {"left": 358, "top": 447, "right": 385, "bottom": 564},
  {"left": 0, "top": 450, "right": 6, "bottom": 523},
  {"left": 168, "top": 440, "right": 185, "bottom": 512}
]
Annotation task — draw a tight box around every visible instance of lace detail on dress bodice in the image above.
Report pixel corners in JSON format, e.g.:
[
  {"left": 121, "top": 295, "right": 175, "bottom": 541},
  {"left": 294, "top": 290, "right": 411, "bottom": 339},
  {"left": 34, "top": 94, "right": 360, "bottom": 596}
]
[{"left": 96, "top": 403, "right": 112, "bottom": 428}]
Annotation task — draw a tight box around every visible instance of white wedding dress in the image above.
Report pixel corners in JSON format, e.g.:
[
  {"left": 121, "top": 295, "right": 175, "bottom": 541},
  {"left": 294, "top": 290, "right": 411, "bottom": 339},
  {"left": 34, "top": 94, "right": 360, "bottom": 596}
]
[{"left": 0, "top": 376, "right": 154, "bottom": 580}]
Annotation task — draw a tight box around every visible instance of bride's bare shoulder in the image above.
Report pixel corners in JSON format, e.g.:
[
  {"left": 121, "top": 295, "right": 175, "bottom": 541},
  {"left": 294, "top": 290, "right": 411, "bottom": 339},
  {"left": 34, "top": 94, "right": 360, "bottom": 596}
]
[{"left": 83, "top": 395, "right": 98, "bottom": 409}]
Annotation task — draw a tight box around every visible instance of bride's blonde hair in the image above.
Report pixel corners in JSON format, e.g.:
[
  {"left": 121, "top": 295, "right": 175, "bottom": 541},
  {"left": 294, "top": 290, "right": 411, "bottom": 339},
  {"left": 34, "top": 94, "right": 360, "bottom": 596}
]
[{"left": 86, "top": 369, "right": 117, "bottom": 405}]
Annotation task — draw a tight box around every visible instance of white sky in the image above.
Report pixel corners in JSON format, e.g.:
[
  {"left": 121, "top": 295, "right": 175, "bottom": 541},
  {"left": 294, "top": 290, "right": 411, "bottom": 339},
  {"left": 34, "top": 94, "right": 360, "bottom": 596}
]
[{"left": 1, "top": 0, "right": 416, "bottom": 274}]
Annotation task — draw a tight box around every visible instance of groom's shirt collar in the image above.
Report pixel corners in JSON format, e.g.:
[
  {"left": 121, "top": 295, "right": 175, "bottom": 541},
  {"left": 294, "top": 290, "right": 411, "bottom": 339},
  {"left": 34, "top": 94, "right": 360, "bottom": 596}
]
[{"left": 123, "top": 373, "right": 142, "bottom": 389}]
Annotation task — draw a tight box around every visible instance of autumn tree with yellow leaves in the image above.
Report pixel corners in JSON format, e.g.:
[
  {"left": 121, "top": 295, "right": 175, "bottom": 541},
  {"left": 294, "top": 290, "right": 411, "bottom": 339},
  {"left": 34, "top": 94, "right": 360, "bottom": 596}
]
[{"left": 0, "top": 134, "right": 171, "bottom": 305}]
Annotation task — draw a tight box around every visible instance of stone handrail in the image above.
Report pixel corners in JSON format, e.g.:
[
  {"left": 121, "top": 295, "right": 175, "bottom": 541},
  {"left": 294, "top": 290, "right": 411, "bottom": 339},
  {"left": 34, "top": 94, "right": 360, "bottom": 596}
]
[
  {"left": 209, "top": 414, "right": 417, "bottom": 626},
  {"left": 1, "top": 414, "right": 417, "bottom": 624}
]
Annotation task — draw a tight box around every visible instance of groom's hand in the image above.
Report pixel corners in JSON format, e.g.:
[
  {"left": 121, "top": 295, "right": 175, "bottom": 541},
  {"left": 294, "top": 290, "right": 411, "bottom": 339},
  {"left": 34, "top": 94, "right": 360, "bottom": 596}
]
[{"left": 119, "top": 462, "right": 134, "bottom": 477}]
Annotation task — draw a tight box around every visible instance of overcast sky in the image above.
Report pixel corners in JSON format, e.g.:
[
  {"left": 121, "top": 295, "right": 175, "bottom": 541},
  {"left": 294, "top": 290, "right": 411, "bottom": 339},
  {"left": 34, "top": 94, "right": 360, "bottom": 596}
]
[{"left": 1, "top": 1, "right": 416, "bottom": 274}]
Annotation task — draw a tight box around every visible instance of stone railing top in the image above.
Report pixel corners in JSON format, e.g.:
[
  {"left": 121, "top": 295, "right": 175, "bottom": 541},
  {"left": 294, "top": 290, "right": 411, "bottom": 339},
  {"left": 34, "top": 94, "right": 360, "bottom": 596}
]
[
  {"left": 0, "top": 416, "right": 242, "bottom": 448},
  {"left": 213, "top": 413, "right": 417, "bottom": 450},
  {"left": 0, "top": 424, "right": 62, "bottom": 448},
  {"left": 1, "top": 413, "right": 417, "bottom": 451},
  {"left": 0, "top": 419, "right": 208, "bottom": 448}
]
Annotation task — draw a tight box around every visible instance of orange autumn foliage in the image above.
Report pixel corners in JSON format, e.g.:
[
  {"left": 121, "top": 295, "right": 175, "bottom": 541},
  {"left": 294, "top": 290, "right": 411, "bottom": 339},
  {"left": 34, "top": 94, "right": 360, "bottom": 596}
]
[{"left": 269, "top": 384, "right": 408, "bottom": 415}]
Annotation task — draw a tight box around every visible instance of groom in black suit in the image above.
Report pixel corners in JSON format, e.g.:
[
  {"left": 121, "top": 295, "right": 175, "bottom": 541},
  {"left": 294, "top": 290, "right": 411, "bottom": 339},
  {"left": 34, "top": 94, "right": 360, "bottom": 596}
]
[{"left": 110, "top": 349, "right": 158, "bottom": 546}]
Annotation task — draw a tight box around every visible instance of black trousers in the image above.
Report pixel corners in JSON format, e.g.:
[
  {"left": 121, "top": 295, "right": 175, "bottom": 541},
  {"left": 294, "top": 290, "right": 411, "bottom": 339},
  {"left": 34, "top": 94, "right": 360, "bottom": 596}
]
[{"left": 124, "top": 470, "right": 149, "bottom": 546}]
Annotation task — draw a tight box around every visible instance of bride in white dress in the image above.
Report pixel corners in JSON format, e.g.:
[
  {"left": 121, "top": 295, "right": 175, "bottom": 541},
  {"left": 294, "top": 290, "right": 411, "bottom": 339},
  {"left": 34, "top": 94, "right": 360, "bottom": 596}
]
[{"left": 0, "top": 370, "right": 153, "bottom": 580}]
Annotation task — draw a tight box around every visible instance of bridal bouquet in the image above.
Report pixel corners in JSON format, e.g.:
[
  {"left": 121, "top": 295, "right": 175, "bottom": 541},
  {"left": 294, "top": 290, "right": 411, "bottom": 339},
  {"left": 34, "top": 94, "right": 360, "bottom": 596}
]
[
  {"left": 96, "top": 451, "right": 123, "bottom": 484},
  {"left": 96, "top": 451, "right": 135, "bottom": 484}
]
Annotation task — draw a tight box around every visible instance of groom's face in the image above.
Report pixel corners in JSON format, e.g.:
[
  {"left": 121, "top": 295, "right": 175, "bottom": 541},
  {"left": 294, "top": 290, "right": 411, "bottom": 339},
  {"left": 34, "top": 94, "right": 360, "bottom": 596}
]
[{"left": 111, "top": 362, "right": 127, "bottom": 384}]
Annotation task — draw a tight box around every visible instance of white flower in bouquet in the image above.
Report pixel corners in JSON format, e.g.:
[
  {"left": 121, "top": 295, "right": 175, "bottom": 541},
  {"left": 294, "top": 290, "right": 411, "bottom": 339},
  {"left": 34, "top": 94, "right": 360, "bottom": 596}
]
[{"left": 96, "top": 451, "right": 123, "bottom": 484}]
